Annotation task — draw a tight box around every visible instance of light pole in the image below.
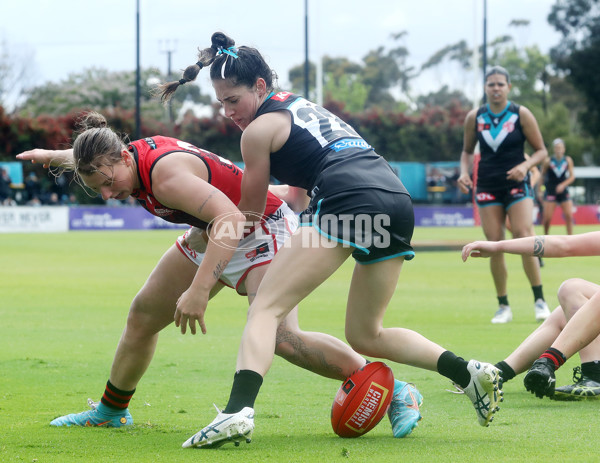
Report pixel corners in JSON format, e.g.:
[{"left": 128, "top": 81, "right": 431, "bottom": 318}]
[
  {"left": 482, "top": 0, "right": 488, "bottom": 103},
  {"left": 135, "top": 0, "right": 141, "bottom": 139},
  {"left": 304, "top": 0, "right": 309, "bottom": 99}
]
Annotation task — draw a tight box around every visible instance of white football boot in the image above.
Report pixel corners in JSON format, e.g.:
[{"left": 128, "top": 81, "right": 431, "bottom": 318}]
[
  {"left": 534, "top": 299, "right": 551, "bottom": 322},
  {"left": 491, "top": 304, "right": 512, "bottom": 324},
  {"left": 462, "top": 360, "right": 503, "bottom": 426},
  {"left": 182, "top": 405, "right": 255, "bottom": 449}
]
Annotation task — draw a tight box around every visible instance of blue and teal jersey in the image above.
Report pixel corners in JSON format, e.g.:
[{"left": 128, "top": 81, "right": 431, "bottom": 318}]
[
  {"left": 545, "top": 156, "right": 569, "bottom": 192},
  {"left": 475, "top": 101, "right": 526, "bottom": 189}
]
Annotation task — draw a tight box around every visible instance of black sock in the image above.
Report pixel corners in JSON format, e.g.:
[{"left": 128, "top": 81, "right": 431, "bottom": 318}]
[
  {"left": 100, "top": 380, "right": 135, "bottom": 410},
  {"left": 437, "top": 351, "right": 470, "bottom": 388},
  {"left": 494, "top": 361, "right": 516, "bottom": 383},
  {"left": 223, "top": 370, "right": 263, "bottom": 414},
  {"left": 540, "top": 348, "right": 567, "bottom": 369},
  {"left": 581, "top": 361, "right": 600, "bottom": 382},
  {"left": 498, "top": 295, "right": 509, "bottom": 306},
  {"left": 532, "top": 285, "right": 544, "bottom": 301}
]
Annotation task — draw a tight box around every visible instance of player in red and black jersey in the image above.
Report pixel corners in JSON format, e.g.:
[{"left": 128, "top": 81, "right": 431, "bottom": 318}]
[{"left": 16, "top": 111, "right": 370, "bottom": 428}]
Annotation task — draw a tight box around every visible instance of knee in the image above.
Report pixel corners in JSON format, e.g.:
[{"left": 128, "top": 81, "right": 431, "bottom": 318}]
[
  {"left": 126, "top": 296, "right": 157, "bottom": 339},
  {"left": 557, "top": 278, "right": 586, "bottom": 317},
  {"left": 345, "top": 328, "right": 378, "bottom": 357},
  {"left": 274, "top": 323, "right": 300, "bottom": 359},
  {"left": 510, "top": 226, "right": 531, "bottom": 239}
]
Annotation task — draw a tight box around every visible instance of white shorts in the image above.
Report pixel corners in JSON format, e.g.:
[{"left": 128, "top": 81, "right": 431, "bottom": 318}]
[{"left": 175, "top": 203, "right": 298, "bottom": 295}]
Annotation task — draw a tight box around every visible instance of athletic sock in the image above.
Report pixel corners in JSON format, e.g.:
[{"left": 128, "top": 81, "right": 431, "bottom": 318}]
[
  {"left": 437, "top": 351, "right": 470, "bottom": 389},
  {"left": 540, "top": 348, "right": 567, "bottom": 370},
  {"left": 581, "top": 361, "right": 600, "bottom": 382},
  {"left": 532, "top": 285, "right": 544, "bottom": 302},
  {"left": 494, "top": 361, "right": 516, "bottom": 383},
  {"left": 223, "top": 370, "right": 263, "bottom": 414},
  {"left": 100, "top": 380, "right": 135, "bottom": 411},
  {"left": 498, "top": 295, "right": 509, "bottom": 306}
]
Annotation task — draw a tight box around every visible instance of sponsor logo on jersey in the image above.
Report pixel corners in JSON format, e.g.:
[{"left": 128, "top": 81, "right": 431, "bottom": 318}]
[
  {"left": 502, "top": 121, "right": 515, "bottom": 133},
  {"left": 144, "top": 137, "right": 157, "bottom": 149},
  {"left": 477, "top": 123, "right": 491, "bottom": 131},
  {"left": 510, "top": 187, "right": 524, "bottom": 197},
  {"left": 153, "top": 207, "right": 175, "bottom": 216},
  {"left": 330, "top": 138, "right": 371, "bottom": 152},
  {"left": 272, "top": 91, "right": 292, "bottom": 101},
  {"left": 245, "top": 242, "right": 270, "bottom": 262}
]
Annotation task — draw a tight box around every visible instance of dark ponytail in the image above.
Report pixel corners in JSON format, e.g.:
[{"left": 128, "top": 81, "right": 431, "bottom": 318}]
[{"left": 156, "top": 31, "right": 276, "bottom": 103}]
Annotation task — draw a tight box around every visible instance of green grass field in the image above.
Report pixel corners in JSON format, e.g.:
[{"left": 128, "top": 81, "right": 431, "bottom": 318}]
[{"left": 2, "top": 226, "right": 600, "bottom": 462}]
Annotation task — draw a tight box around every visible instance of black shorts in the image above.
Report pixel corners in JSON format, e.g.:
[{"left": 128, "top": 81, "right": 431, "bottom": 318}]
[
  {"left": 475, "top": 180, "right": 533, "bottom": 210},
  {"left": 544, "top": 189, "right": 570, "bottom": 203},
  {"left": 299, "top": 188, "right": 415, "bottom": 264}
]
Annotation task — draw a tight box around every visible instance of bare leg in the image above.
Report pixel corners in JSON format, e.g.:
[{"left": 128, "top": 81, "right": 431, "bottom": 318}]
[
  {"left": 344, "top": 258, "right": 445, "bottom": 370},
  {"left": 109, "top": 245, "right": 220, "bottom": 390},
  {"left": 243, "top": 264, "right": 365, "bottom": 381},
  {"left": 479, "top": 205, "right": 508, "bottom": 298},
  {"left": 237, "top": 227, "right": 354, "bottom": 375},
  {"left": 507, "top": 199, "right": 541, "bottom": 287},
  {"left": 560, "top": 200, "right": 574, "bottom": 235},
  {"left": 542, "top": 200, "right": 556, "bottom": 235},
  {"left": 504, "top": 307, "right": 566, "bottom": 375},
  {"left": 555, "top": 278, "right": 600, "bottom": 361}
]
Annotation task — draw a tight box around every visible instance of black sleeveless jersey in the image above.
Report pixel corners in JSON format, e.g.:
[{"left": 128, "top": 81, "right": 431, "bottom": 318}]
[
  {"left": 545, "top": 157, "right": 569, "bottom": 191},
  {"left": 475, "top": 101, "right": 526, "bottom": 189},
  {"left": 254, "top": 91, "right": 408, "bottom": 196}
]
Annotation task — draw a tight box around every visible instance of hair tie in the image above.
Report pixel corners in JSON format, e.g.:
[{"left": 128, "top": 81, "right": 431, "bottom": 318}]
[
  {"left": 178, "top": 78, "right": 187, "bottom": 85},
  {"left": 196, "top": 61, "right": 204, "bottom": 69},
  {"left": 216, "top": 46, "right": 239, "bottom": 79},
  {"left": 216, "top": 46, "right": 239, "bottom": 59}
]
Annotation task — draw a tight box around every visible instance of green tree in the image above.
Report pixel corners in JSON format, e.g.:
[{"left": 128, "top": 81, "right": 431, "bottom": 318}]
[
  {"left": 416, "top": 85, "right": 471, "bottom": 110},
  {"left": 488, "top": 44, "right": 550, "bottom": 111},
  {"left": 548, "top": 0, "right": 600, "bottom": 138},
  {"left": 17, "top": 67, "right": 209, "bottom": 121}
]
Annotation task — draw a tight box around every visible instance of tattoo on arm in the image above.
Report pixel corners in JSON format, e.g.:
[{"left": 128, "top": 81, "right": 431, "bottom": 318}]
[
  {"left": 212, "top": 259, "right": 229, "bottom": 281},
  {"left": 197, "top": 189, "right": 218, "bottom": 215},
  {"left": 533, "top": 236, "right": 545, "bottom": 257}
]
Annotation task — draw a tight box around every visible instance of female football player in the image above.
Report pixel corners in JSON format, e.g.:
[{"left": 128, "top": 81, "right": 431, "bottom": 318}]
[
  {"left": 158, "top": 31, "right": 503, "bottom": 449},
  {"left": 457, "top": 66, "right": 550, "bottom": 324}
]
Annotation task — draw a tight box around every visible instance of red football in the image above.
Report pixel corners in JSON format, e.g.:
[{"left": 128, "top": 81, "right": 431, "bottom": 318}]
[{"left": 331, "top": 361, "right": 395, "bottom": 438}]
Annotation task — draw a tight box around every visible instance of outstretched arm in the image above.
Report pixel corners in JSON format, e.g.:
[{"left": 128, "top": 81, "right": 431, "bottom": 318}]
[
  {"left": 16, "top": 148, "right": 75, "bottom": 170},
  {"left": 462, "top": 231, "right": 600, "bottom": 261}
]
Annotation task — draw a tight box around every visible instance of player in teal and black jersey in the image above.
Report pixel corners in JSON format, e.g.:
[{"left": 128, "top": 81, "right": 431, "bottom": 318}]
[
  {"left": 541, "top": 138, "right": 576, "bottom": 235},
  {"left": 458, "top": 66, "right": 550, "bottom": 324}
]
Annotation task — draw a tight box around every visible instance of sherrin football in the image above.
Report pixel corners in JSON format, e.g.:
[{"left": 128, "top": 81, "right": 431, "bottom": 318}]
[{"left": 331, "top": 361, "right": 394, "bottom": 438}]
